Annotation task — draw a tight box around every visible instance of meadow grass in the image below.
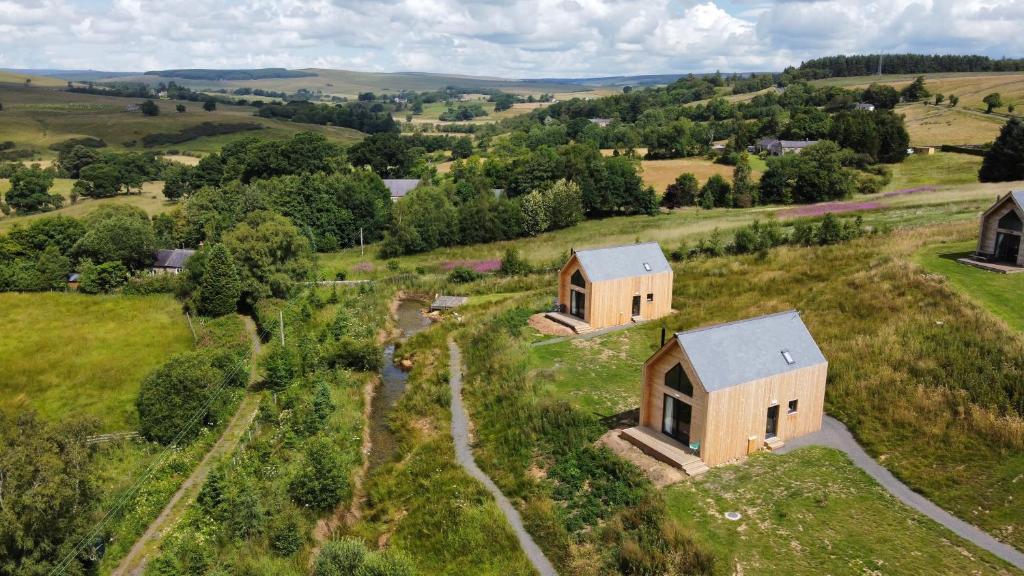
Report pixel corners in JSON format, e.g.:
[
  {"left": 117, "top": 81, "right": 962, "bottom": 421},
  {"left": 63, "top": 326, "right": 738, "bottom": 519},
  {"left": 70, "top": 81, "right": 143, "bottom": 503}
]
[
  {"left": 665, "top": 447, "right": 1015, "bottom": 575},
  {"left": 897, "top": 102, "right": 1005, "bottom": 146},
  {"left": 639, "top": 156, "right": 764, "bottom": 192},
  {"left": 885, "top": 151, "right": 982, "bottom": 189},
  {"left": 0, "top": 292, "right": 193, "bottom": 431},
  {"left": 0, "top": 180, "right": 174, "bottom": 232},
  {"left": 916, "top": 240, "right": 1024, "bottom": 332}
]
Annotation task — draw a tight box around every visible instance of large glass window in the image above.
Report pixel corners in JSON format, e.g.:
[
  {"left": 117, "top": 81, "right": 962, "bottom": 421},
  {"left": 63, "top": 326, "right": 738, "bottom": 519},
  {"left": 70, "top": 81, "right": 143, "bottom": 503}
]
[
  {"left": 665, "top": 363, "right": 693, "bottom": 396},
  {"left": 570, "top": 269, "right": 586, "bottom": 288},
  {"left": 662, "top": 395, "right": 692, "bottom": 444},
  {"left": 998, "top": 210, "right": 1023, "bottom": 232}
]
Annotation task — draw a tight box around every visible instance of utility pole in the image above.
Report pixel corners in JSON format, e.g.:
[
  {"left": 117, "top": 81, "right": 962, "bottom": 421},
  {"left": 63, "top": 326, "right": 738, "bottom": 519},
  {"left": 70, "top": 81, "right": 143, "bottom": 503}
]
[
  {"left": 279, "top": 310, "right": 285, "bottom": 346},
  {"left": 877, "top": 54, "right": 883, "bottom": 76},
  {"left": 360, "top": 227, "right": 364, "bottom": 257}
]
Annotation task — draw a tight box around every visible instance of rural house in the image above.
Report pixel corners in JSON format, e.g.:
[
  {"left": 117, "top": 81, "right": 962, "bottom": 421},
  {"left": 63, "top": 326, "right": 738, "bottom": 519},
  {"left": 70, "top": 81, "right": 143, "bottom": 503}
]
[
  {"left": 622, "top": 310, "right": 828, "bottom": 475},
  {"left": 152, "top": 248, "right": 195, "bottom": 274},
  {"left": 970, "top": 191, "right": 1024, "bottom": 269},
  {"left": 547, "top": 242, "right": 673, "bottom": 333},
  {"left": 854, "top": 102, "right": 876, "bottom": 111},
  {"left": 382, "top": 179, "right": 421, "bottom": 202},
  {"left": 753, "top": 138, "right": 819, "bottom": 155}
]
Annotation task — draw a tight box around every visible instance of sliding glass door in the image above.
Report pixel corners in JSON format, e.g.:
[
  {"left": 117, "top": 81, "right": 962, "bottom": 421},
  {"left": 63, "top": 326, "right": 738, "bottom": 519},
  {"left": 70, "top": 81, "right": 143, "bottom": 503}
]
[{"left": 662, "top": 395, "right": 692, "bottom": 445}]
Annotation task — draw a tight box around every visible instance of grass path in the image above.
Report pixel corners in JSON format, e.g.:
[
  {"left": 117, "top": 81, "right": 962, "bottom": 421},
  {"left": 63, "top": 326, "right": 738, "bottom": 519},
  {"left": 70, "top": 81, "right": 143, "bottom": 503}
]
[
  {"left": 448, "top": 339, "right": 556, "bottom": 576},
  {"left": 112, "top": 316, "right": 264, "bottom": 576},
  {"left": 780, "top": 417, "right": 1024, "bottom": 570}
]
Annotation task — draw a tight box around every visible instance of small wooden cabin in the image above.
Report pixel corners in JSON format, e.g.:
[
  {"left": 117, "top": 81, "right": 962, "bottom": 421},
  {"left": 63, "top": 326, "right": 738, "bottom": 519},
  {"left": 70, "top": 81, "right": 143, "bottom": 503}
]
[
  {"left": 552, "top": 242, "right": 673, "bottom": 331},
  {"left": 975, "top": 191, "right": 1024, "bottom": 267},
  {"left": 625, "top": 311, "right": 827, "bottom": 472}
]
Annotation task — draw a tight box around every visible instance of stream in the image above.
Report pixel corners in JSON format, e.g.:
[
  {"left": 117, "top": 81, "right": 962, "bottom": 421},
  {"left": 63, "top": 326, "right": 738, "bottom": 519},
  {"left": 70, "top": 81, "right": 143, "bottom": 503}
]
[{"left": 366, "top": 299, "right": 431, "bottom": 474}]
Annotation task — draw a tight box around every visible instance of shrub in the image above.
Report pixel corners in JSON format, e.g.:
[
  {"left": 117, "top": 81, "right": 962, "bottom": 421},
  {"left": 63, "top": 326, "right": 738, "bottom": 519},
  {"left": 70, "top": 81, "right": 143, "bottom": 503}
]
[
  {"left": 123, "top": 272, "right": 180, "bottom": 295},
  {"left": 447, "top": 267, "right": 482, "bottom": 283},
  {"left": 196, "top": 244, "right": 241, "bottom": 317},
  {"left": 269, "top": 510, "right": 305, "bottom": 556},
  {"left": 314, "top": 538, "right": 368, "bottom": 576},
  {"left": 136, "top": 352, "right": 228, "bottom": 444},
  {"left": 323, "top": 337, "right": 382, "bottom": 372},
  {"left": 263, "top": 346, "right": 298, "bottom": 391},
  {"left": 499, "top": 247, "right": 532, "bottom": 276},
  {"left": 356, "top": 551, "right": 416, "bottom": 576},
  {"left": 290, "top": 436, "right": 351, "bottom": 511},
  {"left": 77, "top": 260, "right": 128, "bottom": 294}
]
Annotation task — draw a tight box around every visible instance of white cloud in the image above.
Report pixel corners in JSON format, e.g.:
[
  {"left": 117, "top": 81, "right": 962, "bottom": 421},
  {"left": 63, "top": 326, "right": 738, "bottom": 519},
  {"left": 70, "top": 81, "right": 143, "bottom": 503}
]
[{"left": 0, "top": 0, "right": 1021, "bottom": 76}]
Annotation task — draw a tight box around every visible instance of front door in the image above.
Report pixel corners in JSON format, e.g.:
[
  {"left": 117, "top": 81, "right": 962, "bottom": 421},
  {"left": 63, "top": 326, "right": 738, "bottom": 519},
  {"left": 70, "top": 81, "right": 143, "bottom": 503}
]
[
  {"left": 662, "top": 395, "right": 692, "bottom": 445},
  {"left": 569, "top": 289, "right": 586, "bottom": 320},
  {"left": 631, "top": 295, "right": 641, "bottom": 317},
  {"left": 995, "top": 232, "right": 1021, "bottom": 263},
  {"left": 766, "top": 405, "right": 779, "bottom": 439}
]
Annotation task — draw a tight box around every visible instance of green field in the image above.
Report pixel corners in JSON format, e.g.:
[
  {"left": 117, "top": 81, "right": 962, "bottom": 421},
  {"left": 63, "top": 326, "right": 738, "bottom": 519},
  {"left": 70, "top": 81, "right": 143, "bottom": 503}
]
[
  {"left": 0, "top": 292, "right": 193, "bottom": 430},
  {"left": 666, "top": 447, "right": 1015, "bottom": 575},
  {"left": 885, "top": 151, "right": 983, "bottom": 190},
  {"left": 916, "top": 240, "right": 1024, "bottom": 332},
  {"left": 0, "top": 179, "right": 174, "bottom": 232},
  {"left": 0, "top": 83, "right": 363, "bottom": 159}
]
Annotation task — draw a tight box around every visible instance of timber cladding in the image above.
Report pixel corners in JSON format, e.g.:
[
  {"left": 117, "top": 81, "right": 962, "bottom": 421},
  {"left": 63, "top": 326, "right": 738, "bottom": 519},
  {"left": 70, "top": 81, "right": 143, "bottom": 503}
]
[{"left": 976, "top": 192, "right": 1024, "bottom": 266}]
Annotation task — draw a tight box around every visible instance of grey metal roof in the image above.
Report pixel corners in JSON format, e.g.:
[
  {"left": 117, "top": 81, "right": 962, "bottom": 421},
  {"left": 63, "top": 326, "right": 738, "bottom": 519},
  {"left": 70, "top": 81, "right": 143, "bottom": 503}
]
[
  {"left": 778, "top": 140, "right": 818, "bottom": 149},
  {"left": 676, "top": 310, "right": 826, "bottom": 392},
  {"left": 153, "top": 249, "right": 195, "bottom": 269},
  {"left": 983, "top": 190, "right": 1024, "bottom": 218},
  {"left": 572, "top": 242, "right": 671, "bottom": 282},
  {"left": 383, "top": 179, "right": 421, "bottom": 199},
  {"left": 1013, "top": 191, "right": 1024, "bottom": 209}
]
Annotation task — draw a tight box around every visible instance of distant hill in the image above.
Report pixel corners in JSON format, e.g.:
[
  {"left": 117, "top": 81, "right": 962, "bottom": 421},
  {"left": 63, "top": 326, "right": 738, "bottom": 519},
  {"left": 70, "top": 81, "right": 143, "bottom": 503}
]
[
  {"left": 143, "top": 68, "right": 318, "bottom": 81},
  {"left": 6, "top": 69, "right": 139, "bottom": 82}
]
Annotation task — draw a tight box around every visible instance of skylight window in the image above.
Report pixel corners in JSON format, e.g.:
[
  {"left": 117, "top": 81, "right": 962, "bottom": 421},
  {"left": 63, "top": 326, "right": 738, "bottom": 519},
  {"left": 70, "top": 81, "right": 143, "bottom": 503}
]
[
  {"left": 781, "top": 350, "right": 795, "bottom": 365},
  {"left": 643, "top": 262, "right": 652, "bottom": 271}
]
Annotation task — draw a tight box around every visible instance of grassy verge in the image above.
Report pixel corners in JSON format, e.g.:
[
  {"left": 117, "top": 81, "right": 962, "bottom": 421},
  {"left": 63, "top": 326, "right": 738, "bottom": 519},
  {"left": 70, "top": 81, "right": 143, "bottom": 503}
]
[
  {"left": 0, "top": 292, "right": 193, "bottom": 430},
  {"left": 353, "top": 303, "right": 538, "bottom": 575},
  {"left": 665, "top": 447, "right": 1016, "bottom": 574},
  {"left": 916, "top": 240, "right": 1024, "bottom": 332}
]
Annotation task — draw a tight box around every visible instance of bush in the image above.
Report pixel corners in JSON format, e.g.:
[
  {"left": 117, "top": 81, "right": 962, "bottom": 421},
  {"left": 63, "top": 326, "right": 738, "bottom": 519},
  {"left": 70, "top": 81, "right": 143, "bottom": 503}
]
[
  {"left": 323, "top": 337, "right": 382, "bottom": 372},
  {"left": 196, "top": 244, "right": 241, "bottom": 317},
  {"left": 136, "top": 352, "right": 228, "bottom": 444},
  {"left": 314, "top": 538, "right": 368, "bottom": 576},
  {"left": 123, "top": 272, "right": 180, "bottom": 295},
  {"left": 78, "top": 260, "right": 128, "bottom": 294},
  {"left": 269, "top": 510, "right": 305, "bottom": 556},
  {"left": 290, "top": 436, "right": 351, "bottom": 511},
  {"left": 447, "top": 267, "right": 483, "bottom": 283},
  {"left": 356, "top": 551, "right": 416, "bottom": 576},
  {"left": 499, "top": 247, "right": 532, "bottom": 276},
  {"left": 263, "top": 346, "right": 298, "bottom": 391}
]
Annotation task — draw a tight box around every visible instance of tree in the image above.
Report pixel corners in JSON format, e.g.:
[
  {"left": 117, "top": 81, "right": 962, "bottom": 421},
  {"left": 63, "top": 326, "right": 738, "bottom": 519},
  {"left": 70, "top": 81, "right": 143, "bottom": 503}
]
[
  {"left": 77, "top": 259, "right": 128, "bottom": 293},
  {"left": 57, "top": 145, "right": 99, "bottom": 178},
  {"left": 661, "top": 173, "right": 698, "bottom": 209},
  {"left": 0, "top": 101, "right": 4, "bottom": 111},
  {"left": 899, "top": 76, "right": 929, "bottom": 102},
  {"left": 222, "top": 211, "right": 313, "bottom": 306},
  {"left": 35, "top": 244, "right": 71, "bottom": 290},
  {"left": 203, "top": 98, "right": 217, "bottom": 112},
  {"left": 983, "top": 92, "right": 1003, "bottom": 113},
  {"left": 934, "top": 93, "right": 945, "bottom": 106},
  {"left": 732, "top": 153, "right": 757, "bottom": 207},
  {"left": 195, "top": 243, "right": 240, "bottom": 317},
  {"left": 176, "top": 103, "right": 187, "bottom": 113},
  {"left": 0, "top": 412, "right": 97, "bottom": 574},
  {"left": 545, "top": 179, "right": 584, "bottom": 229},
  {"left": 137, "top": 352, "right": 228, "bottom": 444},
  {"left": 72, "top": 205, "right": 157, "bottom": 270},
  {"left": 520, "top": 190, "right": 550, "bottom": 236},
  {"left": 290, "top": 436, "right": 351, "bottom": 511},
  {"left": 5, "top": 166, "right": 60, "bottom": 213},
  {"left": 861, "top": 83, "right": 900, "bottom": 109},
  {"left": 347, "top": 133, "right": 412, "bottom": 178},
  {"left": 979, "top": 117, "right": 1024, "bottom": 182},
  {"left": 699, "top": 174, "right": 732, "bottom": 209},
  {"left": 451, "top": 137, "right": 473, "bottom": 160},
  {"left": 622, "top": 85, "right": 632, "bottom": 94},
  {"left": 140, "top": 99, "right": 160, "bottom": 116},
  {"left": 949, "top": 95, "right": 960, "bottom": 107},
  {"left": 77, "top": 162, "right": 122, "bottom": 197},
  {"left": 162, "top": 164, "right": 192, "bottom": 200}
]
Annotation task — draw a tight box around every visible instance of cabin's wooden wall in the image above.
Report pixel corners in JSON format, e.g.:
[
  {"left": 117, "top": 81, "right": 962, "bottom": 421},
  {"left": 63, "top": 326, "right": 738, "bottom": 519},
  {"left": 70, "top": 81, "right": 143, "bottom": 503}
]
[
  {"left": 587, "top": 270, "right": 673, "bottom": 329},
  {"left": 640, "top": 342, "right": 708, "bottom": 447},
  {"left": 700, "top": 363, "right": 828, "bottom": 466},
  {"left": 557, "top": 257, "right": 588, "bottom": 319},
  {"left": 978, "top": 200, "right": 1024, "bottom": 265},
  {"left": 640, "top": 341, "right": 828, "bottom": 467}
]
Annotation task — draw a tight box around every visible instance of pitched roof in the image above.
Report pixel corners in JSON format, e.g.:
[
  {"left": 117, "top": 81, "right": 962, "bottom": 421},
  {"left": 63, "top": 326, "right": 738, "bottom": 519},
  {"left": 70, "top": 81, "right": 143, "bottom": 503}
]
[
  {"left": 675, "top": 310, "right": 826, "bottom": 392},
  {"left": 382, "top": 179, "right": 421, "bottom": 199},
  {"left": 572, "top": 242, "right": 670, "bottom": 282},
  {"left": 982, "top": 190, "right": 1024, "bottom": 218},
  {"left": 153, "top": 248, "right": 195, "bottom": 269},
  {"left": 778, "top": 140, "right": 818, "bottom": 149}
]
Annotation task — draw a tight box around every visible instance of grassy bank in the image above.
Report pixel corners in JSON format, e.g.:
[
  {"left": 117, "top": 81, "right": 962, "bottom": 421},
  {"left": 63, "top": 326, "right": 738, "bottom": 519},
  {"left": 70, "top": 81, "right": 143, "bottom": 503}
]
[{"left": 0, "top": 292, "right": 193, "bottom": 430}]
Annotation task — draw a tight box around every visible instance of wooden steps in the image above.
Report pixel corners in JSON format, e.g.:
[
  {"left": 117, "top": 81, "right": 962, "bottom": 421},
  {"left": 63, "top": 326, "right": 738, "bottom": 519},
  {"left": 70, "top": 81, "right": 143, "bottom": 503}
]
[
  {"left": 621, "top": 426, "right": 708, "bottom": 477},
  {"left": 764, "top": 437, "right": 785, "bottom": 452},
  {"left": 544, "top": 312, "right": 594, "bottom": 334}
]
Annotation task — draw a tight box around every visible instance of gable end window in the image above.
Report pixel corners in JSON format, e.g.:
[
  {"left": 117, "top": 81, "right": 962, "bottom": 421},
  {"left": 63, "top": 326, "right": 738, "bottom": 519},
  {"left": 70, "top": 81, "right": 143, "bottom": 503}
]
[
  {"left": 665, "top": 363, "right": 693, "bottom": 396},
  {"left": 571, "top": 269, "right": 586, "bottom": 288},
  {"left": 998, "top": 210, "right": 1023, "bottom": 232}
]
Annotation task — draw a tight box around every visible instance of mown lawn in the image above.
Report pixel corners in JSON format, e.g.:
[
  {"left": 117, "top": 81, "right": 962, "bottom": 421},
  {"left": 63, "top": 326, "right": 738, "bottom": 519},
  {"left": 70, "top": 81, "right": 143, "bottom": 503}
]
[
  {"left": 916, "top": 240, "right": 1024, "bottom": 332},
  {"left": 665, "top": 447, "right": 1016, "bottom": 575},
  {"left": 885, "top": 151, "right": 982, "bottom": 190},
  {"left": 0, "top": 292, "right": 193, "bottom": 430}
]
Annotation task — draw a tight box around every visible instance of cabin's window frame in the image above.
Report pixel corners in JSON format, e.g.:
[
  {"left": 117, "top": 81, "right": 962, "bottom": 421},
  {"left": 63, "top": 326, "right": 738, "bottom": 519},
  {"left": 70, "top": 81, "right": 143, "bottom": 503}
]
[
  {"left": 570, "top": 269, "right": 586, "bottom": 288},
  {"left": 646, "top": 292, "right": 654, "bottom": 302},
  {"left": 997, "top": 209, "right": 1023, "bottom": 233},
  {"left": 788, "top": 399, "right": 798, "bottom": 414},
  {"left": 664, "top": 363, "right": 693, "bottom": 397}
]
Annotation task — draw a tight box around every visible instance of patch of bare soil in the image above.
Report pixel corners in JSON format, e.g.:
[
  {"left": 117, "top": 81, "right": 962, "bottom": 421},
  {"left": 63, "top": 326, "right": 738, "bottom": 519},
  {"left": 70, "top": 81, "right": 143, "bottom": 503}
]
[
  {"left": 598, "top": 429, "right": 685, "bottom": 488},
  {"left": 529, "top": 313, "right": 574, "bottom": 337}
]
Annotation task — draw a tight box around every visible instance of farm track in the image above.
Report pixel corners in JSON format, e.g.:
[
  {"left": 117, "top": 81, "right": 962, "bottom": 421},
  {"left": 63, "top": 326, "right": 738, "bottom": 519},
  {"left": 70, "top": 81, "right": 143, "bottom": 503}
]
[
  {"left": 112, "top": 316, "right": 264, "bottom": 576},
  {"left": 448, "top": 339, "right": 558, "bottom": 576},
  {"left": 779, "top": 416, "right": 1024, "bottom": 570}
]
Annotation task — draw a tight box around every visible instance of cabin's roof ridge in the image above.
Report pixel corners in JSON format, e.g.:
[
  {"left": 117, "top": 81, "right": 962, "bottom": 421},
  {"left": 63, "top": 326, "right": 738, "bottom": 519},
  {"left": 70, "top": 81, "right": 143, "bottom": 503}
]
[{"left": 673, "top": 309, "right": 800, "bottom": 337}]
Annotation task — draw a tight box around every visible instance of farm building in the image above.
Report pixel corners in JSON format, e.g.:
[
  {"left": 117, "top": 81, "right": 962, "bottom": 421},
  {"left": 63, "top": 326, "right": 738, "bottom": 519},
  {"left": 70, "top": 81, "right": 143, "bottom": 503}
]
[
  {"left": 623, "top": 310, "right": 828, "bottom": 475},
  {"left": 152, "top": 249, "right": 195, "bottom": 274},
  {"left": 382, "top": 179, "right": 421, "bottom": 202},
  {"left": 854, "top": 102, "right": 876, "bottom": 111},
  {"left": 547, "top": 242, "right": 673, "bottom": 333},
  {"left": 589, "top": 117, "right": 613, "bottom": 128},
  {"left": 971, "top": 191, "right": 1024, "bottom": 269},
  {"left": 753, "top": 138, "right": 818, "bottom": 155}
]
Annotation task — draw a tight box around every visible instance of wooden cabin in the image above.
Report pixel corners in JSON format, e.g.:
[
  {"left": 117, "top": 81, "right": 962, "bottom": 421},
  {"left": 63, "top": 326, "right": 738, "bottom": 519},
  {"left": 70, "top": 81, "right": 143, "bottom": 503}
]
[
  {"left": 549, "top": 242, "right": 673, "bottom": 332},
  {"left": 623, "top": 311, "right": 828, "bottom": 474},
  {"left": 975, "top": 191, "right": 1024, "bottom": 268}
]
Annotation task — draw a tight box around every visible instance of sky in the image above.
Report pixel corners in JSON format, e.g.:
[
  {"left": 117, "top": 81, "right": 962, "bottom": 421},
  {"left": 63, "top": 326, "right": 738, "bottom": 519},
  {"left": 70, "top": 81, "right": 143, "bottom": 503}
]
[{"left": 1, "top": 0, "right": 1023, "bottom": 78}]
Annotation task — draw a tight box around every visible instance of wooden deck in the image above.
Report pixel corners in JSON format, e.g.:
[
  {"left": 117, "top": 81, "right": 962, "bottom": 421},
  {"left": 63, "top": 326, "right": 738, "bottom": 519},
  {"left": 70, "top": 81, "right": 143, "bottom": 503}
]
[
  {"left": 957, "top": 257, "right": 1024, "bottom": 274},
  {"left": 544, "top": 311, "right": 593, "bottom": 334},
  {"left": 621, "top": 426, "right": 709, "bottom": 476}
]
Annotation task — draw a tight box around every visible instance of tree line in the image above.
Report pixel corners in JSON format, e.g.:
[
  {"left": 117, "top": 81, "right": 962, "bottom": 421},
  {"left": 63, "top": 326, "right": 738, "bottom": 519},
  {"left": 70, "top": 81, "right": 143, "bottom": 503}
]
[{"left": 789, "top": 53, "right": 1024, "bottom": 80}]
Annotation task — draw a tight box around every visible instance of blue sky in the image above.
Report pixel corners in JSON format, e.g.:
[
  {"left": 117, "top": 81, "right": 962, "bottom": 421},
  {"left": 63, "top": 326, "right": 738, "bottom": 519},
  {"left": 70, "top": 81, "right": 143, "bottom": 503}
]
[{"left": 1, "top": 0, "right": 1022, "bottom": 77}]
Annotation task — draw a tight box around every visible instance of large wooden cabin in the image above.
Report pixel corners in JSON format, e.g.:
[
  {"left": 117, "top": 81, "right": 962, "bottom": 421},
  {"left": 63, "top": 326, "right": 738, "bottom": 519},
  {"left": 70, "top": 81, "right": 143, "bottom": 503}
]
[
  {"left": 549, "top": 242, "right": 673, "bottom": 332},
  {"left": 623, "top": 311, "right": 828, "bottom": 474},
  {"left": 976, "top": 191, "right": 1024, "bottom": 268}
]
